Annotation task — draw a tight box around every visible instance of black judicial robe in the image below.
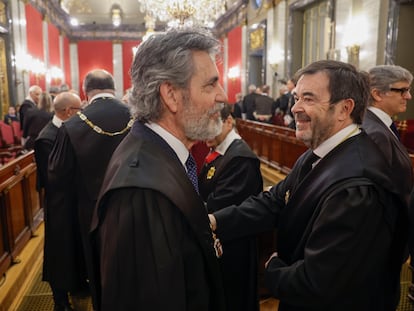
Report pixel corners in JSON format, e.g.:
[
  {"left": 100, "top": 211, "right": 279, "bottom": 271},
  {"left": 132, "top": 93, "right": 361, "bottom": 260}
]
[
  {"left": 47, "top": 97, "right": 131, "bottom": 293},
  {"left": 214, "top": 131, "right": 406, "bottom": 311},
  {"left": 199, "top": 139, "right": 262, "bottom": 311},
  {"left": 90, "top": 122, "right": 226, "bottom": 311},
  {"left": 35, "top": 122, "right": 86, "bottom": 290}
]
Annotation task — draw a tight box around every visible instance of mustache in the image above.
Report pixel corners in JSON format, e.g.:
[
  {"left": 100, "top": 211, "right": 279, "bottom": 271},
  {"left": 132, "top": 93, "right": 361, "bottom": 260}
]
[
  {"left": 295, "top": 112, "right": 311, "bottom": 122},
  {"left": 209, "top": 102, "right": 224, "bottom": 115}
]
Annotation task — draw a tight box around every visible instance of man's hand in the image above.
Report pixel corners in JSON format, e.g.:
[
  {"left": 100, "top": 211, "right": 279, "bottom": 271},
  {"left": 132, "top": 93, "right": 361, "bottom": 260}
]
[{"left": 208, "top": 214, "right": 217, "bottom": 231}]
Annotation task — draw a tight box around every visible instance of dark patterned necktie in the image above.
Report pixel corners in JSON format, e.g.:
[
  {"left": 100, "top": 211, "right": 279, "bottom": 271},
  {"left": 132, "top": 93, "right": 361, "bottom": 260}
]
[
  {"left": 390, "top": 122, "right": 400, "bottom": 140},
  {"left": 185, "top": 154, "right": 199, "bottom": 194},
  {"left": 298, "top": 152, "right": 320, "bottom": 180}
]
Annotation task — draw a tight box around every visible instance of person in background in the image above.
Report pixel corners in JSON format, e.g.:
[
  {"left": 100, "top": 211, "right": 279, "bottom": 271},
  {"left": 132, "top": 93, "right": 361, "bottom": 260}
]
[
  {"left": 243, "top": 84, "right": 259, "bottom": 121},
  {"left": 90, "top": 28, "right": 227, "bottom": 311},
  {"left": 271, "top": 85, "right": 290, "bottom": 122},
  {"left": 19, "top": 85, "right": 42, "bottom": 134},
  {"left": 4, "top": 106, "right": 19, "bottom": 124},
  {"left": 284, "top": 78, "right": 296, "bottom": 128},
  {"left": 254, "top": 85, "right": 274, "bottom": 122},
  {"left": 34, "top": 92, "right": 82, "bottom": 311},
  {"left": 48, "top": 69, "right": 132, "bottom": 310},
  {"left": 198, "top": 103, "right": 263, "bottom": 311},
  {"left": 49, "top": 86, "right": 60, "bottom": 101},
  {"left": 361, "top": 64, "right": 414, "bottom": 303},
  {"left": 23, "top": 92, "right": 53, "bottom": 150},
  {"left": 209, "top": 60, "right": 407, "bottom": 311},
  {"left": 232, "top": 92, "right": 243, "bottom": 119}
]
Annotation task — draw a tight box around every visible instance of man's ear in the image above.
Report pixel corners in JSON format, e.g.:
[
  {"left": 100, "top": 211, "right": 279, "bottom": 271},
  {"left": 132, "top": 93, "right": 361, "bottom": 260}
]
[
  {"left": 338, "top": 98, "right": 355, "bottom": 121},
  {"left": 159, "top": 82, "right": 179, "bottom": 113},
  {"left": 370, "top": 88, "right": 383, "bottom": 102}
]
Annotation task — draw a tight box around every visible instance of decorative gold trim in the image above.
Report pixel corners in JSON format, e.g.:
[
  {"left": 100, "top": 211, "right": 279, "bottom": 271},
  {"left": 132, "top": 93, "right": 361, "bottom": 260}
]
[{"left": 77, "top": 111, "right": 134, "bottom": 136}]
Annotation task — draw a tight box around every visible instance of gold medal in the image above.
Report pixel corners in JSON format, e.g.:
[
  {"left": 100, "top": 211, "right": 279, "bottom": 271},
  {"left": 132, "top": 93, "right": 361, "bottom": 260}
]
[{"left": 206, "top": 166, "right": 216, "bottom": 180}]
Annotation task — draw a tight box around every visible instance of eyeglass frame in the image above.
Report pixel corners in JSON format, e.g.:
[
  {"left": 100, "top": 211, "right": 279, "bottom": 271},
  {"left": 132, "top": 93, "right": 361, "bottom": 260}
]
[{"left": 389, "top": 87, "right": 411, "bottom": 96}]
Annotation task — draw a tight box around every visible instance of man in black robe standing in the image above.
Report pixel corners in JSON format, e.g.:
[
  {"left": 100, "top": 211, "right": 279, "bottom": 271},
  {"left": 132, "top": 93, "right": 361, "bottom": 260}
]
[
  {"left": 34, "top": 92, "right": 82, "bottom": 311},
  {"left": 209, "top": 60, "right": 407, "bottom": 311},
  {"left": 48, "top": 69, "right": 132, "bottom": 309},
  {"left": 90, "top": 28, "right": 227, "bottom": 311},
  {"left": 199, "top": 104, "right": 262, "bottom": 311}
]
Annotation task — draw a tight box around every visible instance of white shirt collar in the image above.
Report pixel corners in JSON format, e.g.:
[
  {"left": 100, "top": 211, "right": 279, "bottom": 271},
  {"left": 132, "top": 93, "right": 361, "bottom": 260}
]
[
  {"left": 89, "top": 92, "right": 115, "bottom": 104},
  {"left": 52, "top": 114, "right": 64, "bottom": 128},
  {"left": 313, "top": 123, "right": 360, "bottom": 159},
  {"left": 368, "top": 106, "right": 394, "bottom": 127},
  {"left": 215, "top": 129, "right": 241, "bottom": 155},
  {"left": 145, "top": 122, "right": 189, "bottom": 168}
]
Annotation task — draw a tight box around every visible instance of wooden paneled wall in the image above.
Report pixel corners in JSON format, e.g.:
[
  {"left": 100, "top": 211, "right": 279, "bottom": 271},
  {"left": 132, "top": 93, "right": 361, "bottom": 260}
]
[{"left": 0, "top": 151, "right": 41, "bottom": 277}]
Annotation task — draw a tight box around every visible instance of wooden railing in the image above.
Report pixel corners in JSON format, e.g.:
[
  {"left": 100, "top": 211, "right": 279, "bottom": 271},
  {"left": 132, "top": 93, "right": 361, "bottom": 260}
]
[
  {"left": 236, "top": 119, "right": 308, "bottom": 174},
  {"left": 0, "top": 151, "right": 41, "bottom": 278}
]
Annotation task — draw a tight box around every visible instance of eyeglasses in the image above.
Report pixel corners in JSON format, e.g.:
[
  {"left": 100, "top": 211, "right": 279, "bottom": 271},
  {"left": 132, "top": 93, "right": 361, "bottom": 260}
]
[{"left": 389, "top": 87, "right": 411, "bottom": 96}]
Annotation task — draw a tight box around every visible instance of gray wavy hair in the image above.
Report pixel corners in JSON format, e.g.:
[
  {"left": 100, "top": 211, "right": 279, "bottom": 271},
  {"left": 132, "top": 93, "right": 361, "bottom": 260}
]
[
  {"left": 368, "top": 65, "right": 413, "bottom": 105},
  {"left": 129, "top": 27, "right": 221, "bottom": 122}
]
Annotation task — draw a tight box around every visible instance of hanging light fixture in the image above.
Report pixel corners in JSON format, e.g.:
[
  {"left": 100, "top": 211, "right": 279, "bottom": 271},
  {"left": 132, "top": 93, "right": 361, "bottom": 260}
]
[
  {"left": 111, "top": 4, "right": 123, "bottom": 27},
  {"left": 137, "top": 0, "right": 226, "bottom": 28}
]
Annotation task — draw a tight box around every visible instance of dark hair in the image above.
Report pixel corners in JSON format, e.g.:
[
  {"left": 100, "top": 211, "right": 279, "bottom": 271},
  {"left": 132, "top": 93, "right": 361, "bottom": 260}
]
[
  {"left": 83, "top": 69, "right": 115, "bottom": 94},
  {"left": 220, "top": 104, "right": 233, "bottom": 120},
  {"left": 129, "top": 27, "right": 220, "bottom": 122},
  {"left": 295, "top": 60, "right": 370, "bottom": 124}
]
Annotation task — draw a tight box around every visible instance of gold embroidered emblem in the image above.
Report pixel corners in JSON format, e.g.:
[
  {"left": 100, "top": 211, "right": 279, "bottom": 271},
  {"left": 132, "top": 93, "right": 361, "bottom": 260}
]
[
  {"left": 207, "top": 167, "right": 216, "bottom": 179},
  {"left": 285, "top": 190, "right": 290, "bottom": 204}
]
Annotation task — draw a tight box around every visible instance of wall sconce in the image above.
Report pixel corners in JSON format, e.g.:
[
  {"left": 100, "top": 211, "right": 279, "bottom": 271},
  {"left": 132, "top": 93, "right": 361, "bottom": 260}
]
[
  {"left": 343, "top": 14, "right": 367, "bottom": 68},
  {"left": 270, "top": 63, "right": 278, "bottom": 74},
  {"left": 268, "top": 45, "right": 284, "bottom": 77},
  {"left": 227, "top": 66, "right": 240, "bottom": 84},
  {"left": 346, "top": 44, "right": 360, "bottom": 68},
  {"left": 111, "top": 4, "right": 122, "bottom": 27}
]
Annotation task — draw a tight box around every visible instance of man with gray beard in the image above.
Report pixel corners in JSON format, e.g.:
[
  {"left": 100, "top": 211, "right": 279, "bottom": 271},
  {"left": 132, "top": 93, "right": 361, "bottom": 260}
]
[{"left": 90, "top": 28, "right": 227, "bottom": 311}]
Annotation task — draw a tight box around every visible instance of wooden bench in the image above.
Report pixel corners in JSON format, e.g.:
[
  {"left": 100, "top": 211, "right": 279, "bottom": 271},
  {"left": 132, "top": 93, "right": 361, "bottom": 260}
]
[
  {"left": 0, "top": 151, "right": 41, "bottom": 278},
  {"left": 236, "top": 119, "right": 307, "bottom": 173}
]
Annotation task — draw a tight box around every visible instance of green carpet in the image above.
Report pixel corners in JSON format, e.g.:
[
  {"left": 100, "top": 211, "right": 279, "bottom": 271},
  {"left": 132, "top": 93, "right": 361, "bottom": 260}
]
[{"left": 15, "top": 260, "right": 414, "bottom": 310}]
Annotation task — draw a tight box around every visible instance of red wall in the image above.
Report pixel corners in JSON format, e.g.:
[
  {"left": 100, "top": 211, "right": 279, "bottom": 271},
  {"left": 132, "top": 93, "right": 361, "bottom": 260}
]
[
  {"left": 25, "top": 4, "right": 45, "bottom": 90},
  {"left": 122, "top": 41, "right": 140, "bottom": 92},
  {"left": 77, "top": 41, "right": 113, "bottom": 98},
  {"left": 216, "top": 38, "right": 225, "bottom": 101},
  {"left": 48, "top": 23, "right": 61, "bottom": 86},
  {"left": 226, "top": 26, "right": 242, "bottom": 103}
]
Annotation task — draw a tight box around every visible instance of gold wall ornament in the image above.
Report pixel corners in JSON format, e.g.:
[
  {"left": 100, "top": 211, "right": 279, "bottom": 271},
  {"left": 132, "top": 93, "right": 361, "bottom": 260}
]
[
  {"left": 0, "top": 2, "right": 6, "bottom": 25},
  {"left": 0, "top": 38, "right": 10, "bottom": 118},
  {"left": 249, "top": 27, "right": 265, "bottom": 51}
]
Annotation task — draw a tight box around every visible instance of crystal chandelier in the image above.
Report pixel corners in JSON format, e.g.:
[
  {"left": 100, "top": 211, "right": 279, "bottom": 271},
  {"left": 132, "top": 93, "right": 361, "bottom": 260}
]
[{"left": 138, "top": 0, "right": 226, "bottom": 28}]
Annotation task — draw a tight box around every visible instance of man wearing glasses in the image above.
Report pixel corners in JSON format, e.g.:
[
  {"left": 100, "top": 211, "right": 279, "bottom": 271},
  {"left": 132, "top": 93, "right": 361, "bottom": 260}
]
[{"left": 362, "top": 64, "right": 414, "bottom": 302}]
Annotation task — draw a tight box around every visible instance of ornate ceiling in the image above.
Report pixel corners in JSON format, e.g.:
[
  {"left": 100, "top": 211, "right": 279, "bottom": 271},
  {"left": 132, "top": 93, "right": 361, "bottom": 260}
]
[{"left": 30, "top": 0, "right": 247, "bottom": 41}]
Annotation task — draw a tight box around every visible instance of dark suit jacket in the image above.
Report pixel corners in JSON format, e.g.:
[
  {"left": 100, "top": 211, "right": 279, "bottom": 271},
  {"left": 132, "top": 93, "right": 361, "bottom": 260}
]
[
  {"left": 19, "top": 99, "right": 36, "bottom": 130},
  {"left": 90, "top": 122, "right": 226, "bottom": 311},
  {"left": 214, "top": 131, "right": 406, "bottom": 311},
  {"left": 23, "top": 109, "right": 53, "bottom": 149},
  {"left": 362, "top": 109, "right": 413, "bottom": 204},
  {"left": 199, "top": 139, "right": 262, "bottom": 311},
  {"left": 242, "top": 93, "right": 259, "bottom": 120}
]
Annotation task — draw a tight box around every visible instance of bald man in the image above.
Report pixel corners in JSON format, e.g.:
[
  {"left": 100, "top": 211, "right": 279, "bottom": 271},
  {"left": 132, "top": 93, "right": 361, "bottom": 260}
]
[
  {"left": 34, "top": 92, "right": 82, "bottom": 311},
  {"left": 48, "top": 69, "right": 132, "bottom": 309}
]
